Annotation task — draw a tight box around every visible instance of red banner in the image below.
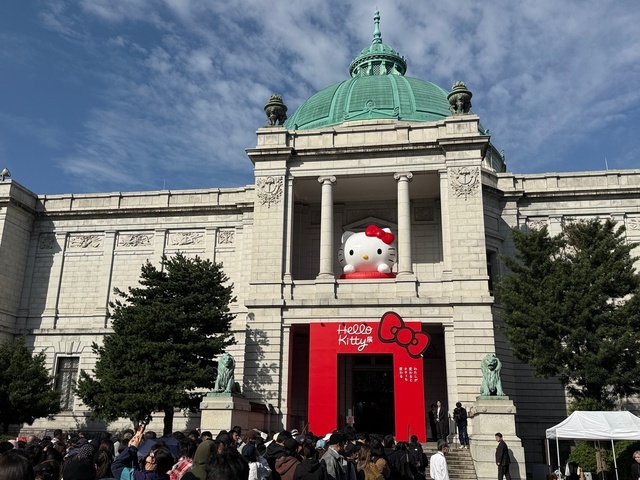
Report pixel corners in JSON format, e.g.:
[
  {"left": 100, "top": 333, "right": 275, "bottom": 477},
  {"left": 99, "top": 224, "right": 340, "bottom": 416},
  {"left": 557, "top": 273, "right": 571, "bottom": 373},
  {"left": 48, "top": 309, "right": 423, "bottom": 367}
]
[{"left": 308, "top": 318, "right": 428, "bottom": 441}]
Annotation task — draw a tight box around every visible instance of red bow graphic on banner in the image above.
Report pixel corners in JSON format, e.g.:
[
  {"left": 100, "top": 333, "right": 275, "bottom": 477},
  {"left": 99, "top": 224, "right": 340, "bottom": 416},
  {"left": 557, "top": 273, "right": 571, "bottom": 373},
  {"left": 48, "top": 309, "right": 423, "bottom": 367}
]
[
  {"left": 365, "top": 225, "right": 395, "bottom": 245},
  {"left": 377, "top": 312, "right": 430, "bottom": 358}
]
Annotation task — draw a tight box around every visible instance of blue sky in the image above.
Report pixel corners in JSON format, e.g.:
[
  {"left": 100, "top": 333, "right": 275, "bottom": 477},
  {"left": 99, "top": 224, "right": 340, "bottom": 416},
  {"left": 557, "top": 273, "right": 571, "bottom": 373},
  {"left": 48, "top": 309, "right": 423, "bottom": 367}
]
[{"left": 1, "top": 0, "right": 639, "bottom": 195}]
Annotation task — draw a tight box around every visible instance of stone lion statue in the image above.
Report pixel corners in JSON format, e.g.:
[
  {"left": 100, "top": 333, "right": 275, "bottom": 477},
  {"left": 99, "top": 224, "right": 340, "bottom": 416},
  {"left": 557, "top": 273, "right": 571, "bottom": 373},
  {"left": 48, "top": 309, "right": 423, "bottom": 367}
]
[
  {"left": 480, "top": 353, "right": 505, "bottom": 396},
  {"left": 213, "top": 353, "right": 241, "bottom": 394}
]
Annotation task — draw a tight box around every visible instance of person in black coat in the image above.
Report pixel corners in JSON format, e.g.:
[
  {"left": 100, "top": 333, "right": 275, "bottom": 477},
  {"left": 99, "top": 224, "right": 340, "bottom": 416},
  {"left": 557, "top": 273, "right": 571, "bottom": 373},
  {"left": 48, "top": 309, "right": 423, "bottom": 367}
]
[
  {"left": 452, "top": 402, "right": 469, "bottom": 449},
  {"left": 631, "top": 450, "right": 640, "bottom": 480},
  {"left": 435, "top": 401, "right": 448, "bottom": 441},
  {"left": 407, "top": 435, "right": 425, "bottom": 472},
  {"left": 294, "top": 444, "right": 327, "bottom": 480},
  {"left": 266, "top": 432, "right": 291, "bottom": 480},
  {"left": 428, "top": 405, "right": 437, "bottom": 442},
  {"left": 495, "top": 433, "right": 511, "bottom": 480}
]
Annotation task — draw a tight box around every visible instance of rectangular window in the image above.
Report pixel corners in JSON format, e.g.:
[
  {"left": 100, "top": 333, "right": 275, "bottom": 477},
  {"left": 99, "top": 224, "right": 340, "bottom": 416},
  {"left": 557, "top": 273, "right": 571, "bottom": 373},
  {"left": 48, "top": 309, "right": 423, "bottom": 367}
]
[{"left": 55, "top": 357, "right": 79, "bottom": 411}]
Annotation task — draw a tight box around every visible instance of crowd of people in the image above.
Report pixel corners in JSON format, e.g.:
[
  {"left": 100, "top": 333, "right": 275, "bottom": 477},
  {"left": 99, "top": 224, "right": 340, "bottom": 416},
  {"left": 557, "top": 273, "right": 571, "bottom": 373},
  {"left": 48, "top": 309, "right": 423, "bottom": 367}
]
[{"left": 0, "top": 425, "right": 432, "bottom": 480}]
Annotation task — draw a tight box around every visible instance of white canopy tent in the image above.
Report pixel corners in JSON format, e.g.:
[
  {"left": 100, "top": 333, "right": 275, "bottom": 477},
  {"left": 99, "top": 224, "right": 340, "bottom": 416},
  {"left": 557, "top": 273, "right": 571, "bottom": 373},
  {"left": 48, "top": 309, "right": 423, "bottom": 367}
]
[{"left": 545, "top": 411, "right": 640, "bottom": 480}]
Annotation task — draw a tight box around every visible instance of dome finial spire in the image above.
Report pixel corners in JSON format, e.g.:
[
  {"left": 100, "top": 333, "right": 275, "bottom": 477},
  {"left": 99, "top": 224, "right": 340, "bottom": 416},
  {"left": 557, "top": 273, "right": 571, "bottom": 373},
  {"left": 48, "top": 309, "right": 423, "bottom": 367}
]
[
  {"left": 349, "top": 10, "right": 407, "bottom": 77},
  {"left": 372, "top": 10, "right": 382, "bottom": 44}
]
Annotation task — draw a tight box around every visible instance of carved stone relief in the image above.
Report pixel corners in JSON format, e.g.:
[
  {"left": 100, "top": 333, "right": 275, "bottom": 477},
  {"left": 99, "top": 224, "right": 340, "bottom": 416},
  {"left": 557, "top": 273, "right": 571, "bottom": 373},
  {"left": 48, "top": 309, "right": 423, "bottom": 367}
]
[
  {"left": 118, "top": 233, "right": 154, "bottom": 247},
  {"left": 527, "top": 219, "right": 549, "bottom": 230},
  {"left": 626, "top": 217, "right": 640, "bottom": 232},
  {"left": 256, "top": 176, "right": 283, "bottom": 208},
  {"left": 68, "top": 234, "right": 103, "bottom": 249},
  {"left": 168, "top": 231, "right": 204, "bottom": 246},
  {"left": 218, "top": 230, "right": 235, "bottom": 244},
  {"left": 450, "top": 167, "right": 480, "bottom": 200},
  {"left": 39, "top": 234, "right": 56, "bottom": 250}
]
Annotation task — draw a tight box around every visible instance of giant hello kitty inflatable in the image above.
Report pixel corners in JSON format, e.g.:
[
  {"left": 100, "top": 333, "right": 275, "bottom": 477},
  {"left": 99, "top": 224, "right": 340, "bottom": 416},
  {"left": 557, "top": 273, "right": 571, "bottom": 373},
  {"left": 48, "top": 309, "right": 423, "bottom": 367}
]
[{"left": 338, "top": 224, "right": 397, "bottom": 279}]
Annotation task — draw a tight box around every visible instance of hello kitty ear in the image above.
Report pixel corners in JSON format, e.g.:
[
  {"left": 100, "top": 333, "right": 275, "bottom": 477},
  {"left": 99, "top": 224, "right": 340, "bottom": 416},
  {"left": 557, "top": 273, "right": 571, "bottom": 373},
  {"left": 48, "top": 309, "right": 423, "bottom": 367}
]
[
  {"left": 341, "top": 231, "right": 355, "bottom": 243},
  {"left": 383, "top": 228, "right": 391, "bottom": 233}
]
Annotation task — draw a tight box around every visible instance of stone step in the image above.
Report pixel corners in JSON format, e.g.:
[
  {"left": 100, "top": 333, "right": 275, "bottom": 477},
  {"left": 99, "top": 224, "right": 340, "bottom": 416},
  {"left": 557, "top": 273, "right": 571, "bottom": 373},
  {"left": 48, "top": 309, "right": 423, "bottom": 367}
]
[{"left": 421, "top": 443, "right": 478, "bottom": 480}]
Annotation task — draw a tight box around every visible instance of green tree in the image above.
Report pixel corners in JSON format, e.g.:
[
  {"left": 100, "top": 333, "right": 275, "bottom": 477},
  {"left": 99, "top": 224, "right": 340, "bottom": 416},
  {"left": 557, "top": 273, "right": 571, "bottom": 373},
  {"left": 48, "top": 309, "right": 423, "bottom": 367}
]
[
  {"left": 76, "top": 253, "right": 236, "bottom": 434},
  {"left": 0, "top": 337, "right": 61, "bottom": 433},
  {"left": 496, "top": 219, "right": 640, "bottom": 409}
]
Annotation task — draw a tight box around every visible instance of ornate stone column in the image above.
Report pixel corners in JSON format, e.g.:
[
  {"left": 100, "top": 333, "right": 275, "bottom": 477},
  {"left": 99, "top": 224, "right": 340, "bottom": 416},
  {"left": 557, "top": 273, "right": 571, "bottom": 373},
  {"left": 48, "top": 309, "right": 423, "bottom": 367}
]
[
  {"left": 394, "top": 172, "right": 413, "bottom": 275},
  {"left": 317, "top": 176, "right": 336, "bottom": 278}
]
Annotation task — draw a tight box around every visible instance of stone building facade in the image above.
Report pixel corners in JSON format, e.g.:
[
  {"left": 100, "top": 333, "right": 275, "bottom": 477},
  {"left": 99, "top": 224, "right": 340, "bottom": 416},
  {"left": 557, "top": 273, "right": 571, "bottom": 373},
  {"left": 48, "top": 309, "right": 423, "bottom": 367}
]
[{"left": 1, "top": 13, "right": 639, "bottom": 479}]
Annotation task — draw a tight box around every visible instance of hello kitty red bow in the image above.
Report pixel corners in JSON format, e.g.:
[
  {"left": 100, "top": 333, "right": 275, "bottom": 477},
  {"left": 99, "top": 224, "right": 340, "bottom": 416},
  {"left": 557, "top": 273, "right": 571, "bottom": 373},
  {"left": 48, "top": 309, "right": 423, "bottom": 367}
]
[
  {"left": 365, "top": 225, "right": 395, "bottom": 245},
  {"left": 378, "top": 312, "right": 430, "bottom": 358}
]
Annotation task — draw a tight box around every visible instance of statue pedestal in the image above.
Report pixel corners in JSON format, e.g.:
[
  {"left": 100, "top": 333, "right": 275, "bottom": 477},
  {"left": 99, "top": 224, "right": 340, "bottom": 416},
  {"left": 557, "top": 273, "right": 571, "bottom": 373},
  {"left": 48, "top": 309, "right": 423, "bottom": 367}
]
[
  {"left": 469, "top": 397, "right": 526, "bottom": 480},
  {"left": 200, "top": 394, "right": 251, "bottom": 433}
]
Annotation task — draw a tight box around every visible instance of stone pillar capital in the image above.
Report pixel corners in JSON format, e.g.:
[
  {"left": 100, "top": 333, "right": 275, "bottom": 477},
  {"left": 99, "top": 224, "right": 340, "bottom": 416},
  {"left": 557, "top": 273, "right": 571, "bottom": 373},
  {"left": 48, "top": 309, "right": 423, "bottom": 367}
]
[
  {"left": 393, "top": 172, "right": 413, "bottom": 182},
  {"left": 318, "top": 176, "right": 336, "bottom": 185}
]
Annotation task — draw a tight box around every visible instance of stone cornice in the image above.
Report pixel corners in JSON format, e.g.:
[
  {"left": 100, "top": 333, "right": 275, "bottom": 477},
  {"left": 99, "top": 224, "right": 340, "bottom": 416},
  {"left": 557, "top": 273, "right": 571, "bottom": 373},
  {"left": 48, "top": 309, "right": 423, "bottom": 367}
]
[
  {"left": 34, "top": 186, "right": 255, "bottom": 218},
  {"left": 497, "top": 169, "right": 640, "bottom": 199},
  {"left": 0, "top": 181, "right": 38, "bottom": 216}
]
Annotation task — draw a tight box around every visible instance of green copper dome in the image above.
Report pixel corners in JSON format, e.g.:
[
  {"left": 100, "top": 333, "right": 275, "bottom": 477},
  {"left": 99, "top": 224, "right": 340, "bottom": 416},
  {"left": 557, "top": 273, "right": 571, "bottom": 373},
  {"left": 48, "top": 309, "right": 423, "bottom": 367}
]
[{"left": 284, "top": 11, "right": 451, "bottom": 131}]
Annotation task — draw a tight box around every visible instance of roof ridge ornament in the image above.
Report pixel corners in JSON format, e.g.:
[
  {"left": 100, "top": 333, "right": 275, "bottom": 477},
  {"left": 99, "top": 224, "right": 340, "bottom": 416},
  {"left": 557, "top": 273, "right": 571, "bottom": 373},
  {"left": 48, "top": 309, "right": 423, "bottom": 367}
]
[
  {"left": 372, "top": 10, "right": 382, "bottom": 45},
  {"left": 448, "top": 81, "right": 473, "bottom": 115},
  {"left": 264, "top": 94, "right": 288, "bottom": 126}
]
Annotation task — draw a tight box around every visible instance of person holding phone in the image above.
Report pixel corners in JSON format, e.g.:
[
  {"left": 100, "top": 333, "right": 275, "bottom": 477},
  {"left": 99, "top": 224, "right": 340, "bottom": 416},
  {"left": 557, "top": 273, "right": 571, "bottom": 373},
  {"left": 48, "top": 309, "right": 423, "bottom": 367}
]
[{"left": 111, "top": 426, "right": 174, "bottom": 480}]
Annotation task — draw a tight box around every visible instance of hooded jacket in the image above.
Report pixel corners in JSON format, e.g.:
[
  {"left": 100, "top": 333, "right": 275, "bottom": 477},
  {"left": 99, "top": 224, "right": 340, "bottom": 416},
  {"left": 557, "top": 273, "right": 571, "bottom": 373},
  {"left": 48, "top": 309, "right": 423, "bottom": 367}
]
[
  {"left": 276, "top": 455, "right": 301, "bottom": 480},
  {"left": 181, "top": 440, "right": 216, "bottom": 480},
  {"left": 266, "top": 442, "right": 287, "bottom": 480},
  {"left": 293, "top": 458, "right": 327, "bottom": 480}
]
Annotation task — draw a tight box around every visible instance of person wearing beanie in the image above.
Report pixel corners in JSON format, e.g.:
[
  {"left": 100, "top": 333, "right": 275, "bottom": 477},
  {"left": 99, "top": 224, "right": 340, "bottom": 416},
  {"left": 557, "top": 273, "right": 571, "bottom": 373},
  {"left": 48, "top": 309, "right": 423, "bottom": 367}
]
[
  {"left": 216, "top": 431, "right": 234, "bottom": 448},
  {"left": 320, "top": 432, "right": 348, "bottom": 480}
]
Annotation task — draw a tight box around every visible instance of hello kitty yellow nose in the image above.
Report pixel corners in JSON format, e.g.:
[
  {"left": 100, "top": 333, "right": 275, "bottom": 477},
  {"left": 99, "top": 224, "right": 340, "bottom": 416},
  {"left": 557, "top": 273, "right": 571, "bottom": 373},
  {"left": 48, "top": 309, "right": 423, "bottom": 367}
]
[{"left": 362, "top": 254, "right": 369, "bottom": 260}]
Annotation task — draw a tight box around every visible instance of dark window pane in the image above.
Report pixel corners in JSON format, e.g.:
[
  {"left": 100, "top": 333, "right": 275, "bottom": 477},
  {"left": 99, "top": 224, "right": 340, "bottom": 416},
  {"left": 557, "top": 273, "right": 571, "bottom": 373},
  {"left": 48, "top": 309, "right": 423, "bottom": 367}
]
[{"left": 55, "top": 357, "right": 79, "bottom": 411}]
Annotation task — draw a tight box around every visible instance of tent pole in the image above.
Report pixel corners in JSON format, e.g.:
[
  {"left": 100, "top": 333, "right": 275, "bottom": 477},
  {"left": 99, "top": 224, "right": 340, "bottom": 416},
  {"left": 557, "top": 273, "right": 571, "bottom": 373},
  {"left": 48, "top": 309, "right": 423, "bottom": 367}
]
[
  {"left": 611, "top": 439, "right": 619, "bottom": 480},
  {"left": 546, "top": 439, "right": 551, "bottom": 467},
  {"left": 556, "top": 437, "right": 561, "bottom": 471}
]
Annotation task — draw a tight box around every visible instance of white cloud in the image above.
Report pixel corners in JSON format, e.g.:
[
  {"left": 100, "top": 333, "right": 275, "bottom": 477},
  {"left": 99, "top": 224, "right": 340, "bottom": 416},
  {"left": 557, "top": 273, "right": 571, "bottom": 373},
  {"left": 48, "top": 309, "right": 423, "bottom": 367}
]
[{"left": 13, "top": 0, "right": 640, "bottom": 194}]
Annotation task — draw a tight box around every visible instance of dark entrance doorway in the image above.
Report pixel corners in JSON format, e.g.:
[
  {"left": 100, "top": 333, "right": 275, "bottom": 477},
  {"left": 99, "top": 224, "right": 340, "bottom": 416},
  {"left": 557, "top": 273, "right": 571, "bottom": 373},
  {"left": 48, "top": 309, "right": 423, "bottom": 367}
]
[{"left": 338, "top": 354, "right": 394, "bottom": 434}]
